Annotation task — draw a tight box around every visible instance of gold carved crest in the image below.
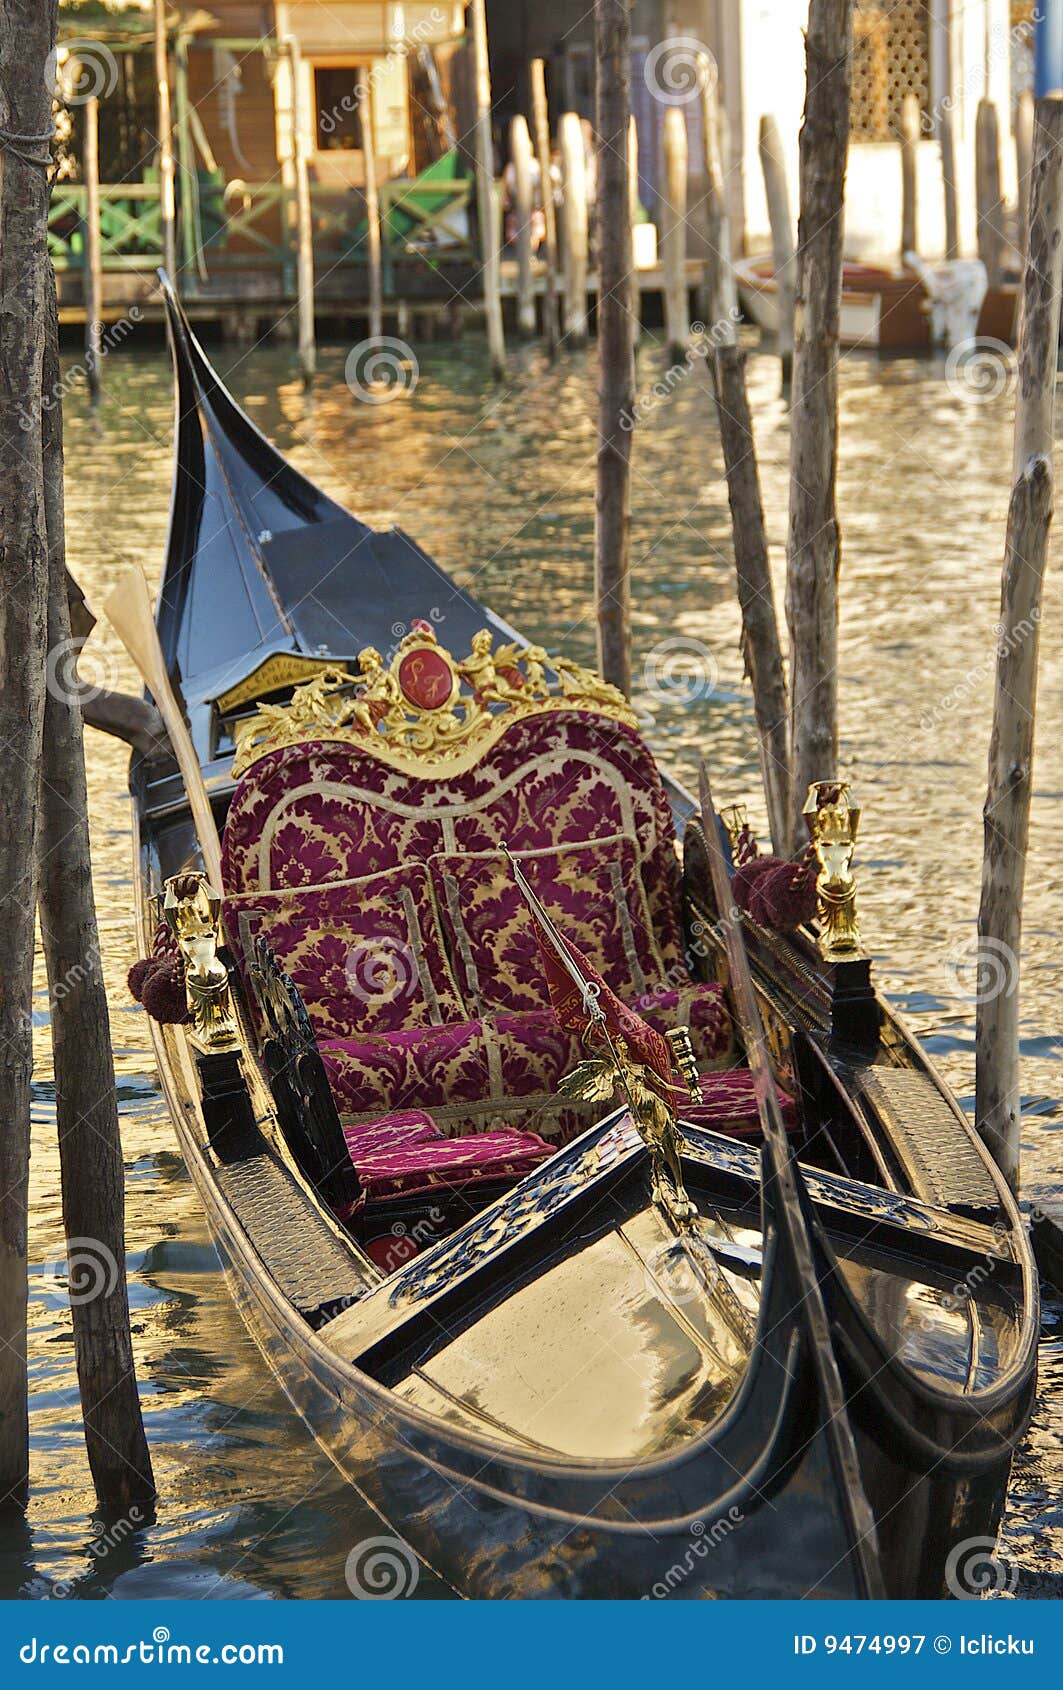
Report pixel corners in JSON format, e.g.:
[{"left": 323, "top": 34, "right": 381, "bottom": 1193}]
[{"left": 230, "top": 622, "right": 637, "bottom": 779}]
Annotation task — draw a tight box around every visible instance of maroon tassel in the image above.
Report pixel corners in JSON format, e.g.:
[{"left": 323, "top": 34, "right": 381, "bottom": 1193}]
[
  {"left": 734, "top": 852, "right": 818, "bottom": 933},
  {"left": 128, "top": 921, "right": 190, "bottom": 1024},
  {"left": 139, "top": 956, "right": 190, "bottom": 1025}
]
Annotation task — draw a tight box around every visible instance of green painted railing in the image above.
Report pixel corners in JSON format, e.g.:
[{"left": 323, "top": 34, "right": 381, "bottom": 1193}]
[{"left": 48, "top": 170, "right": 474, "bottom": 277}]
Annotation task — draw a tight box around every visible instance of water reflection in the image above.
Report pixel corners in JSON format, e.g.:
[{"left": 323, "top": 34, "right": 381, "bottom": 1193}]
[{"left": 10, "top": 326, "right": 1058, "bottom": 1598}]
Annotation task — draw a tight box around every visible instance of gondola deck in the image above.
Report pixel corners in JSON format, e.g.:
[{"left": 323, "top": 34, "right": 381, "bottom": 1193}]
[{"left": 122, "top": 277, "right": 1038, "bottom": 1601}]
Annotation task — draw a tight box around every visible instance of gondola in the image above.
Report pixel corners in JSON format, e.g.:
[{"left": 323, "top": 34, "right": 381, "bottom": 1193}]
[{"left": 115, "top": 276, "right": 1038, "bottom": 1601}]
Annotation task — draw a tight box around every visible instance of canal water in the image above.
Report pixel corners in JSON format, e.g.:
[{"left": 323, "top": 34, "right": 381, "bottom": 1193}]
[{"left": 5, "top": 327, "right": 1060, "bottom": 1600}]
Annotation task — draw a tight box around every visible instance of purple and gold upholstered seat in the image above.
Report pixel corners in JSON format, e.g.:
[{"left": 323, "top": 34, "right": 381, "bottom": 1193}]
[{"left": 219, "top": 627, "right": 766, "bottom": 1224}]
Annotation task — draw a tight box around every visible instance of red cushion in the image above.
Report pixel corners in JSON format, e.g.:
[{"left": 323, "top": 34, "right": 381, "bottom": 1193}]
[
  {"left": 321, "top": 1010, "right": 596, "bottom": 1142},
  {"left": 682, "top": 1069, "right": 799, "bottom": 1138},
  {"left": 353, "top": 1126, "right": 552, "bottom": 1203},
  {"left": 342, "top": 1109, "right": 441, "bottom": 1159},
  {"left": 223, "top": 864, "right": 464, "bottom": 1042},
  {"left": 430, "top": 836, "right": 667, "bottom": 1016}
]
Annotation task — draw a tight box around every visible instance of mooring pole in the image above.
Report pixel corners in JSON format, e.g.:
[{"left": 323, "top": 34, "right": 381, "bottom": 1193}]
[
  {"left": 899, "top": 90, "right": 919, "bottom": 259},
  {"left": 510, "top": 114, "right": 536, "bottom": 335},
  {"left": 0, "top": 0, "right": 56, "bottom": 1511},
  {"left": 701, "top": 70, "right": 736, "bottom": 332},
  {"left": 975, "top": 99, "right": 1005, "bottom": 290},
  {"left": 939, "top": 109, "right": 960, "bottom": 261},
  {"left": 593, "top": 0, "right": 634, "bottom": 696},
  {"left": 153, "top": 0, "right": 177, "bottom": 279},
  {"left": 470, "top": 0, "right": 506, "bottom": 377},
  {"left": 559, "top": 111, "right": 589, "bottom": 343},
  {"left": 660, "top": 106, "right": 690, "bottom": 360},
  {"left": 1015, "top": 88, "right": 1035, "bottom": 266},
  {"left": 82, "top": 94, "right": 103, "bottom": 402},
  {"left": 39, "top": 293, "right": 156, "bottom": 1505},
  {"left": 785, "top": 0, "right": 854, "bottom": 850},
  {"left": 287, "top": 37, "right": 317, "bottom": 386},
  {"left": 530, "top": 59, "right": 559, "bottom": 354},
  {"left": 757, "top": 113, "right": 794, "bottom": 387},
  {"left": 976, "top": 97, "right": 1063, "bottom": 1190},
  {"left": 358, "top": 66, "right": 383, "bottom": 344}
]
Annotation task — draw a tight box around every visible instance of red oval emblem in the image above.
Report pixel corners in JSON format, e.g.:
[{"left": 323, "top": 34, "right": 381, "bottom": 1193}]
[{"left": 398, "top": 647, "right": 454, "bottom": 711}]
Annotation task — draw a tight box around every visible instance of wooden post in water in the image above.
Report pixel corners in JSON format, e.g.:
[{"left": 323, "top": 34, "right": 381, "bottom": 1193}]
[
  {"left": 0, "top": 0, "right": 54, "bottom": 1513},
  {"left": 82, "top": 95, "right": 103, "bottom": 402},
  {"left": 976, "top": 96, "right": 1063, "bottom": 1191},
  {"left": 939, "top": 110, "right": 960, "bottom": 261},
  {"left": 470, "top": 0, "right": 506, "bottom": 377},
  {"left": 593, "top": 0, "right": 634, "bottom": 696},
  {"left": 153, "top": 0, "right": 177, "bottom": 280},
  {"left": 899, "top": 90, "right": 920, "bottom": 258},
  {"left": 39, "top": 293, "right": 156, "bottom": 1505},
  {"left": 701, "top": 70, "right": 736, "bottom": 331},
  {"left": 660, "top": 106, "right": 689, "bottom": 359},
  {"left": 288, "top": 38, "right": 316, "bottom": 386},
  {"left": 358, "top": 66, "right": 383, "bottom": 343},
  {"left": 786, "top": 0, "right": 854, "bottom": 849},
  {"left": 510, "top": 115, "right": 536, "bottom": 335},
  {"left": 713, "top": 344, "right": 793, "bottom": 855},
  {"left": 559, "top": 111, "right": 589, "bottom": 342},
  {"left": 975, "top": 98, "right": 1005, "bottom": 288},
  {"left": 1015, "top": 88, "right": 1035, "bottom": 265},
  {"left": 628, "top": 115, "right": 642, "bottom": 349},
  {"left": 530, "top": 59, "right": 559, "bottom": 354},
  {"left": 757, "top": 113, "right": 795, "bottom": 387}
]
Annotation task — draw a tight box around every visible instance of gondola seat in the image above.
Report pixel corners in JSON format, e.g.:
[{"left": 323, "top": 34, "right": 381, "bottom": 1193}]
[
  {"left": 220, "top": 634, "right": 738, "bottom": 1148},
  {"left": 683, "top": 1070, "right": 799, "bottom": 1139},
  {"left": 341, "top": 1110, "right": 552, "bottom": 1208}
]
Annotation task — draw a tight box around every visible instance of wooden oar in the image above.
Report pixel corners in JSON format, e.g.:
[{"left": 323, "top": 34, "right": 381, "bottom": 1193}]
[
  {"left": 104, "top": 566, "right": 224, "bottom": 889},
  {"left": 698, "top": 762, "right": 885, "bottom": 1599}
]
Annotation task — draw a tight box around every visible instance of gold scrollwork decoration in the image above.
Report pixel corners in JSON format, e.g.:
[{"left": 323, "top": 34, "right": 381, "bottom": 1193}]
[{"left": 231, "top": 623, "right": 638, "bottom": 779}]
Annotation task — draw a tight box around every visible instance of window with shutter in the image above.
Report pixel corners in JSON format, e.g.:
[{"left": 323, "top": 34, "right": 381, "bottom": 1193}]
[{"left": 850, "top": 0, "right": 931, "bottom": 143}]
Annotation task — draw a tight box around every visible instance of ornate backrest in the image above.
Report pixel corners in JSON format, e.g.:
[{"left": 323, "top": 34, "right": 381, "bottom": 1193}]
[
  {"left": 229, "top": 621, "right": 636, "bottom": 782},
  {"left": 220, "top": 624, "right": 686, "bottom": 973}
]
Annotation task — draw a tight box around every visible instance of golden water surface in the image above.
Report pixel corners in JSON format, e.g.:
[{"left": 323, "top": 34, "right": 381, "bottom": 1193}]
[{"left": 6, "top": 329, "right": 1060, "bottom": 1599}]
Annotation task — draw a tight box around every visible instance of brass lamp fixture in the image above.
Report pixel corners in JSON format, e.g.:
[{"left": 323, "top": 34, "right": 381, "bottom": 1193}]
[{"left": 802, "top": 781, "right": 863, "bottom": 962}]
